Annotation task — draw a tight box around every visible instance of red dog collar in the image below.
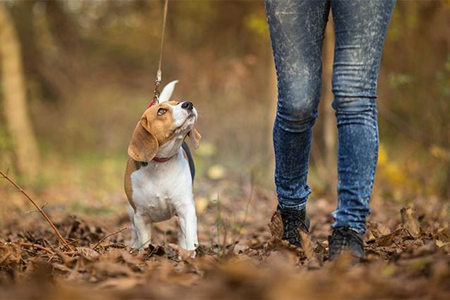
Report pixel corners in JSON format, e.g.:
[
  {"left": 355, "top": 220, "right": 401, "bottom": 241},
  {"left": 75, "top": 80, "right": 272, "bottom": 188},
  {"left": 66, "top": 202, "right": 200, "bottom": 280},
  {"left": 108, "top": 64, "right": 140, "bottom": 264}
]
[{"left": 153, "top": 155, "right": 175, "bottom": 163}]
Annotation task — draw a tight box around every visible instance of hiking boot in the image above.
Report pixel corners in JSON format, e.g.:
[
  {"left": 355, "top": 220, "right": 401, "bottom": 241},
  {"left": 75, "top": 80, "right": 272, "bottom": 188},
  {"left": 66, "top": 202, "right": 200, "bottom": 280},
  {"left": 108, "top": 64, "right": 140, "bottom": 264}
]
[
  {"left": 278, "top": 206, "right": 310, "bottom": 247},
  {"left": 328, "top": 227, "right": 364, "bottom": 262}
]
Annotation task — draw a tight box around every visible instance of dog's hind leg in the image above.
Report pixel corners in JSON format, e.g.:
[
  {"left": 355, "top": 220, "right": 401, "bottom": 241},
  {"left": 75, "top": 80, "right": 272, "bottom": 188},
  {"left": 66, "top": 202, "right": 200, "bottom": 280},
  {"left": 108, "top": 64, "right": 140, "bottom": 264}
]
[
  {"left": 128, "top": 204, "right": 139, "bottom": 249},
  {"left": 133, "top": 213, "right": 152, "bottom": 250}
]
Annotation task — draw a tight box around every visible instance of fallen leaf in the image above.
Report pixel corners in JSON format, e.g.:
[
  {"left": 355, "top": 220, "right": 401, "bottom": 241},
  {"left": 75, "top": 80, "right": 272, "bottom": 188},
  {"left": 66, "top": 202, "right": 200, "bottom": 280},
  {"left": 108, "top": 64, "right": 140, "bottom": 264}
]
[
  {"left": 376, "top": 228, "right": 402, "bottom": 247},
  {"left": 299, "top": 230, "right": 314, "bottom": 260},
  {"left": 299, "top": 230, "right": 321, "bottom": 269},
  {"left": 76, "top": 247, "right": 100, "bottom": 261},
  {"left": 98, "top": 277, "right": 142, "bottom": 290},
  {"left": 435, "top": 240, "right": 446, "bottom": 248},
  {"left": 268, "top": 211, "right": 283, "bottom": 241},
  {"left": 401, "top": 207, "right": 421, "bottom": 238},
  {"left": 92, "top": 261, "right": 133, "bottom": 277}
]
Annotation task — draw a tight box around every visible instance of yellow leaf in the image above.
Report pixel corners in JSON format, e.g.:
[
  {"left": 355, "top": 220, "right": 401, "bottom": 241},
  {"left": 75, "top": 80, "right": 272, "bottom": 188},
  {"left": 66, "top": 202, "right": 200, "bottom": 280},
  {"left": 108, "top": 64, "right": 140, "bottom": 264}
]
[
  {"left": 378, "top": 143, "right": 388, "bottom": 166},
  {"left": 430, "top": 145, "right": 450, "bottom": 161},
  {"left": 207, "top": 164, "right": 226, "bottom": 180},
  {"left": 195, "top": 196, "right": 209, "bottom": 214},
  {"left": 435, "top": 240, "right": 446, "bottom": 248},
  {"left": 196, "top": 142, "right": 217, "bottom": 157}
]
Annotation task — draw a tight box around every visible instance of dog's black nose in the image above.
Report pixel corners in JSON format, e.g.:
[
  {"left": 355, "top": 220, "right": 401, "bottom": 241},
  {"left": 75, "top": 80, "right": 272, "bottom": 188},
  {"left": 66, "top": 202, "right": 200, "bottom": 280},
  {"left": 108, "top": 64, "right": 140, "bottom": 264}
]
[{"left": 181, "top": 101, "right": 193, "bottom": 110}]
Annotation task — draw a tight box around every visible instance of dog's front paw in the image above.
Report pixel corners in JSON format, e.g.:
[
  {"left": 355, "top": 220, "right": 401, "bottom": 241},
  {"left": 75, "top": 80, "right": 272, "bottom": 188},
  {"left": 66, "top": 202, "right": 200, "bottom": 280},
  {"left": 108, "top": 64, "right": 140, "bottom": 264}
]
[{"left": 129, "top": 240, "right": 151, "bottom": 252}]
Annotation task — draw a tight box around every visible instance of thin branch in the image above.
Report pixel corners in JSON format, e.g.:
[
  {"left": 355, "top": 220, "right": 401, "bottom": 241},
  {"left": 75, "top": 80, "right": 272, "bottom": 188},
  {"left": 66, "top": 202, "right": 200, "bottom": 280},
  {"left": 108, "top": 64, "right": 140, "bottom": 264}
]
[
  {"left": 236, "top": 172, "right": 255, "bottom": 241},
  {"left": 0, "top": 170, "right": 73, "bottom": 251},
  {"left": 92, "top": 227, "right": 127, "bottom": 250},
  {"left": 19, "top": 242, "right": 56, "bottom": 255}
]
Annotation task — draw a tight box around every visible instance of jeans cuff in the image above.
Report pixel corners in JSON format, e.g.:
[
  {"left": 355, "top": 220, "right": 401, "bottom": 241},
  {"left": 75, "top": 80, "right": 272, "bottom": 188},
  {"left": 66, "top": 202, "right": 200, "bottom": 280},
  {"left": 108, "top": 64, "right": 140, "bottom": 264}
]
[
  {"left": 277, "top": 201, "right": 306, "bottom": 211},
  {"left": 331, "top": 221, "right": 366, "bottom": 234}
]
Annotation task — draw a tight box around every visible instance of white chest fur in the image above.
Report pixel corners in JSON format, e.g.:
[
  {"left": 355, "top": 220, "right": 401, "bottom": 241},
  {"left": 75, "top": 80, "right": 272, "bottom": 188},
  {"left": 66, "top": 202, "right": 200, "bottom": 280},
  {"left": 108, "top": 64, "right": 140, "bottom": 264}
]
[
  {"left": 131, "top": 150, "right": 193, "bottom": 222},
  {"left": 128, "top": 149, "right": 198, "bottom": 250}
]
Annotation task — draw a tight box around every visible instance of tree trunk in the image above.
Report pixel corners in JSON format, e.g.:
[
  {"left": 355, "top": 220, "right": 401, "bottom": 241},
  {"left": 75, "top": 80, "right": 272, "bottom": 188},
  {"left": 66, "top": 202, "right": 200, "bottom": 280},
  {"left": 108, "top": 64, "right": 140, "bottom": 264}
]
[{"left": 0, "top": 4, "right": 40, "bottom": 178}]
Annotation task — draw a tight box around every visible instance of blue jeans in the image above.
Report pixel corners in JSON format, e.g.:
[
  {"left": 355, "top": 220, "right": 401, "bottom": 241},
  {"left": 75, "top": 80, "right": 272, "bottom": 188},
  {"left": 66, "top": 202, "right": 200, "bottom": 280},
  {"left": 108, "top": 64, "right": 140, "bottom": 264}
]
[{"left": 265, "top": 0, "right": 395, "bottom": 233}]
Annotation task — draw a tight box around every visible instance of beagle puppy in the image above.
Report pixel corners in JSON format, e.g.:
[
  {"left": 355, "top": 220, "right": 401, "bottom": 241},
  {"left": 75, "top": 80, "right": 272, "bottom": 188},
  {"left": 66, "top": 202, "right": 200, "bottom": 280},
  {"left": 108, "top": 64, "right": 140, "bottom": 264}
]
[{"left": 124, "top": 81, "right": 201, "bottom": 250}]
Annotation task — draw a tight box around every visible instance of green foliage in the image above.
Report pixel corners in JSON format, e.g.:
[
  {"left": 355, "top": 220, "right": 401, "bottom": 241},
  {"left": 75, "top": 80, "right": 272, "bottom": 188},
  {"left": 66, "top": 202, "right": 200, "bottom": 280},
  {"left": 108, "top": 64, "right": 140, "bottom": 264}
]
[
  {"left": 244, "top": 13, "right": 269, "bottom": 39},
  {"left": 0, "top": 127, "right": 11, "bottom": 151},
  {"left": 387, "top": 73, "right": 413, "bottom": 89}
]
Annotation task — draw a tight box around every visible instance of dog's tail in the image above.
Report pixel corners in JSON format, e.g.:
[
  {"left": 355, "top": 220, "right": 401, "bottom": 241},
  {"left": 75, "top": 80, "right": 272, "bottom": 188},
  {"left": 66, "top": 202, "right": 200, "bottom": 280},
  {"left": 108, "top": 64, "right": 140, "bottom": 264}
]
[{"left": 182, "top": 142, "right": 195, "bottom": 181}]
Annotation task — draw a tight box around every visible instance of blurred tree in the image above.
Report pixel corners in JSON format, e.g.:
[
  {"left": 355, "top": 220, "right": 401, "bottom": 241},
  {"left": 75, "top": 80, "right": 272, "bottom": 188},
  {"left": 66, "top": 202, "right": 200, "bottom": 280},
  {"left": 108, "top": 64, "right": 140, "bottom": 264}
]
[
  {"left": 320, "top": 17, "right": 337, "bottom": 197},
  {"left": 37, "top": 0, "right": 83, "bottom": 100},
  {"left": 0, "top": 3, "right": 40, "bottom": 178}
]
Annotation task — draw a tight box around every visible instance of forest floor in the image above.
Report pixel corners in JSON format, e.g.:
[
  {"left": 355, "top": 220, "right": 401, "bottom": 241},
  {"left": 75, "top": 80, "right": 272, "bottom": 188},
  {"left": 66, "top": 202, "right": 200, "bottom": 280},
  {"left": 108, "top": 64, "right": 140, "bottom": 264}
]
[{"left": 0, "top": 176, "right": 449, "bottom": 300}]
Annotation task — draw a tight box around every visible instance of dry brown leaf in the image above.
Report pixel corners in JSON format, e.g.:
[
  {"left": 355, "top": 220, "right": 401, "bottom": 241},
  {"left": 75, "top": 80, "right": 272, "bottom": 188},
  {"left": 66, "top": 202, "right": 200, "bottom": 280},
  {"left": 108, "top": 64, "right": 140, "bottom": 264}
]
[
  {"left": 299, "top": 230, "right": 314, "bottom": 260},
  {"left": 76, "top": 247, "right": 100, "bottom": 261},
  {"left": 52, "top": 263, "right": 72, "bottom": 274},
  {"left": 435, "top": 240, "right": 447, "bottom": 249},
  {"left": 299, "top": 230, "right": 321, "bottom": 269},
  {"left": 264, "top": 249, "right": 298, "bottom": 270},
  {"left": 411, "top": 242, "right": 438, "bottom": 257},
  {"left": 0, "top": 186, "right": 448, "bottom": 299},
  {"left": 55, "top": 250, "right": 77, "bottom": 267},
  {"left": 377, "top": 223, "right": 391, "bottom": 236},
  {"left": 268, "top": 211, "right": 283, "bottom": 241},
  {"left": 120, "top": 251, "right": 142, "bottom": 264},
  {"left": 375, "top": 228, "right": 402, "bottom": 247},
  {"left": 92, "top": 261, "right": 133, "bottom": 277},
  {"left": 219, "top": 258, "right": 264, "bottom": 282},
  {"left": 401, "top": 207, "right": 421, "bottom": 238},
  {"left": 167, "top": 243, "right": 196, "bottom": 260},
  {"left": 0, "top": 244, "right": 21, "bottom": 267},
  {"left": 98, "top": 277, "right": 143, "bottom": 290}
]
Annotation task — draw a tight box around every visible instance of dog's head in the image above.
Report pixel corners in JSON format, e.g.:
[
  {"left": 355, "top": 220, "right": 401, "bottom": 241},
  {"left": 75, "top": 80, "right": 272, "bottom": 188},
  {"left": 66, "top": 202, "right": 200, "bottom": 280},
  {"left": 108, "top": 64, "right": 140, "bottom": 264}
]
[{"left": 128, "top": 81, "right": 201, "bottom": 162}]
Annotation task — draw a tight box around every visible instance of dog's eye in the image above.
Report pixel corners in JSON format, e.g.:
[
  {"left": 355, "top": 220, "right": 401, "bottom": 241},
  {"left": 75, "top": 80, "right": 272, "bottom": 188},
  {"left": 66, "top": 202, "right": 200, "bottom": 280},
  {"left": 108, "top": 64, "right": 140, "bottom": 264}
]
[{"left": 157, "top": 108, "right": 167, "bottom": 116}]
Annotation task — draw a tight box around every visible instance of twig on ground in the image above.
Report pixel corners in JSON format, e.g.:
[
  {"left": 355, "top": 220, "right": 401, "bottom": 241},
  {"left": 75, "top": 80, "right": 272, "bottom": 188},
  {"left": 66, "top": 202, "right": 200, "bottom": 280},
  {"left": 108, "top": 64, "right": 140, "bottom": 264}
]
[
  {"left": 236, "top": 172, "right": 255, "bottom": 241},
  {"left": 130, "top": 238, "right": 152, "bottom": 254},
  {"left": 0, "top": 170, "right": 74, "bottom": 251},
  {"left": 92, "top": 227, "right": 127, "bottom": 250},
  {"left": 216, "top": 193, "right": 222, "bottom": 259},
  {"left": 19, "top": 242, "right": 56, "bottom": 255}
]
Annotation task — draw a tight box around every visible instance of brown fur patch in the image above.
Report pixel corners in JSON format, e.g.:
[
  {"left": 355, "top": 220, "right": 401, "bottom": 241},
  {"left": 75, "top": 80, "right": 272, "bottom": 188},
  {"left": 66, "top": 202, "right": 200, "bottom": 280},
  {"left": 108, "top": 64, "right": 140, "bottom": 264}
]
[
  {"left": 142, "top": 101, "right": 180, "bottom": 145},
  {"left": 127, "top": 101, "right": 180, "bottom": 162},
  {"left": 125, "top": 101, "right": 181, "bottom": 211},
  {"left": 188, "top": 128, "right": 201, "bottom": 149},
  {"left": 124, "top": 158, "right": 140, "bottom": 211},
  {"left": 127, "top": 121, "right": 158, "bottom": 162}
]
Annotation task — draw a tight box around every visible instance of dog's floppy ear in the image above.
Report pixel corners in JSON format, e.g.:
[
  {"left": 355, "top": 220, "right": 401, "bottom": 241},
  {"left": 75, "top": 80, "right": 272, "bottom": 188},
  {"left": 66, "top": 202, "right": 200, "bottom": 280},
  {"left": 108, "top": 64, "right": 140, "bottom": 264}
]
[
  {"left": 188, "top": 128, "right": 201, "bottom": 149},
  {"left": 158, "top": 80, "right": 178, "bottom": 103},
  {"left": 128, "top": 118, "right": 159, "bottom": 162}
]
